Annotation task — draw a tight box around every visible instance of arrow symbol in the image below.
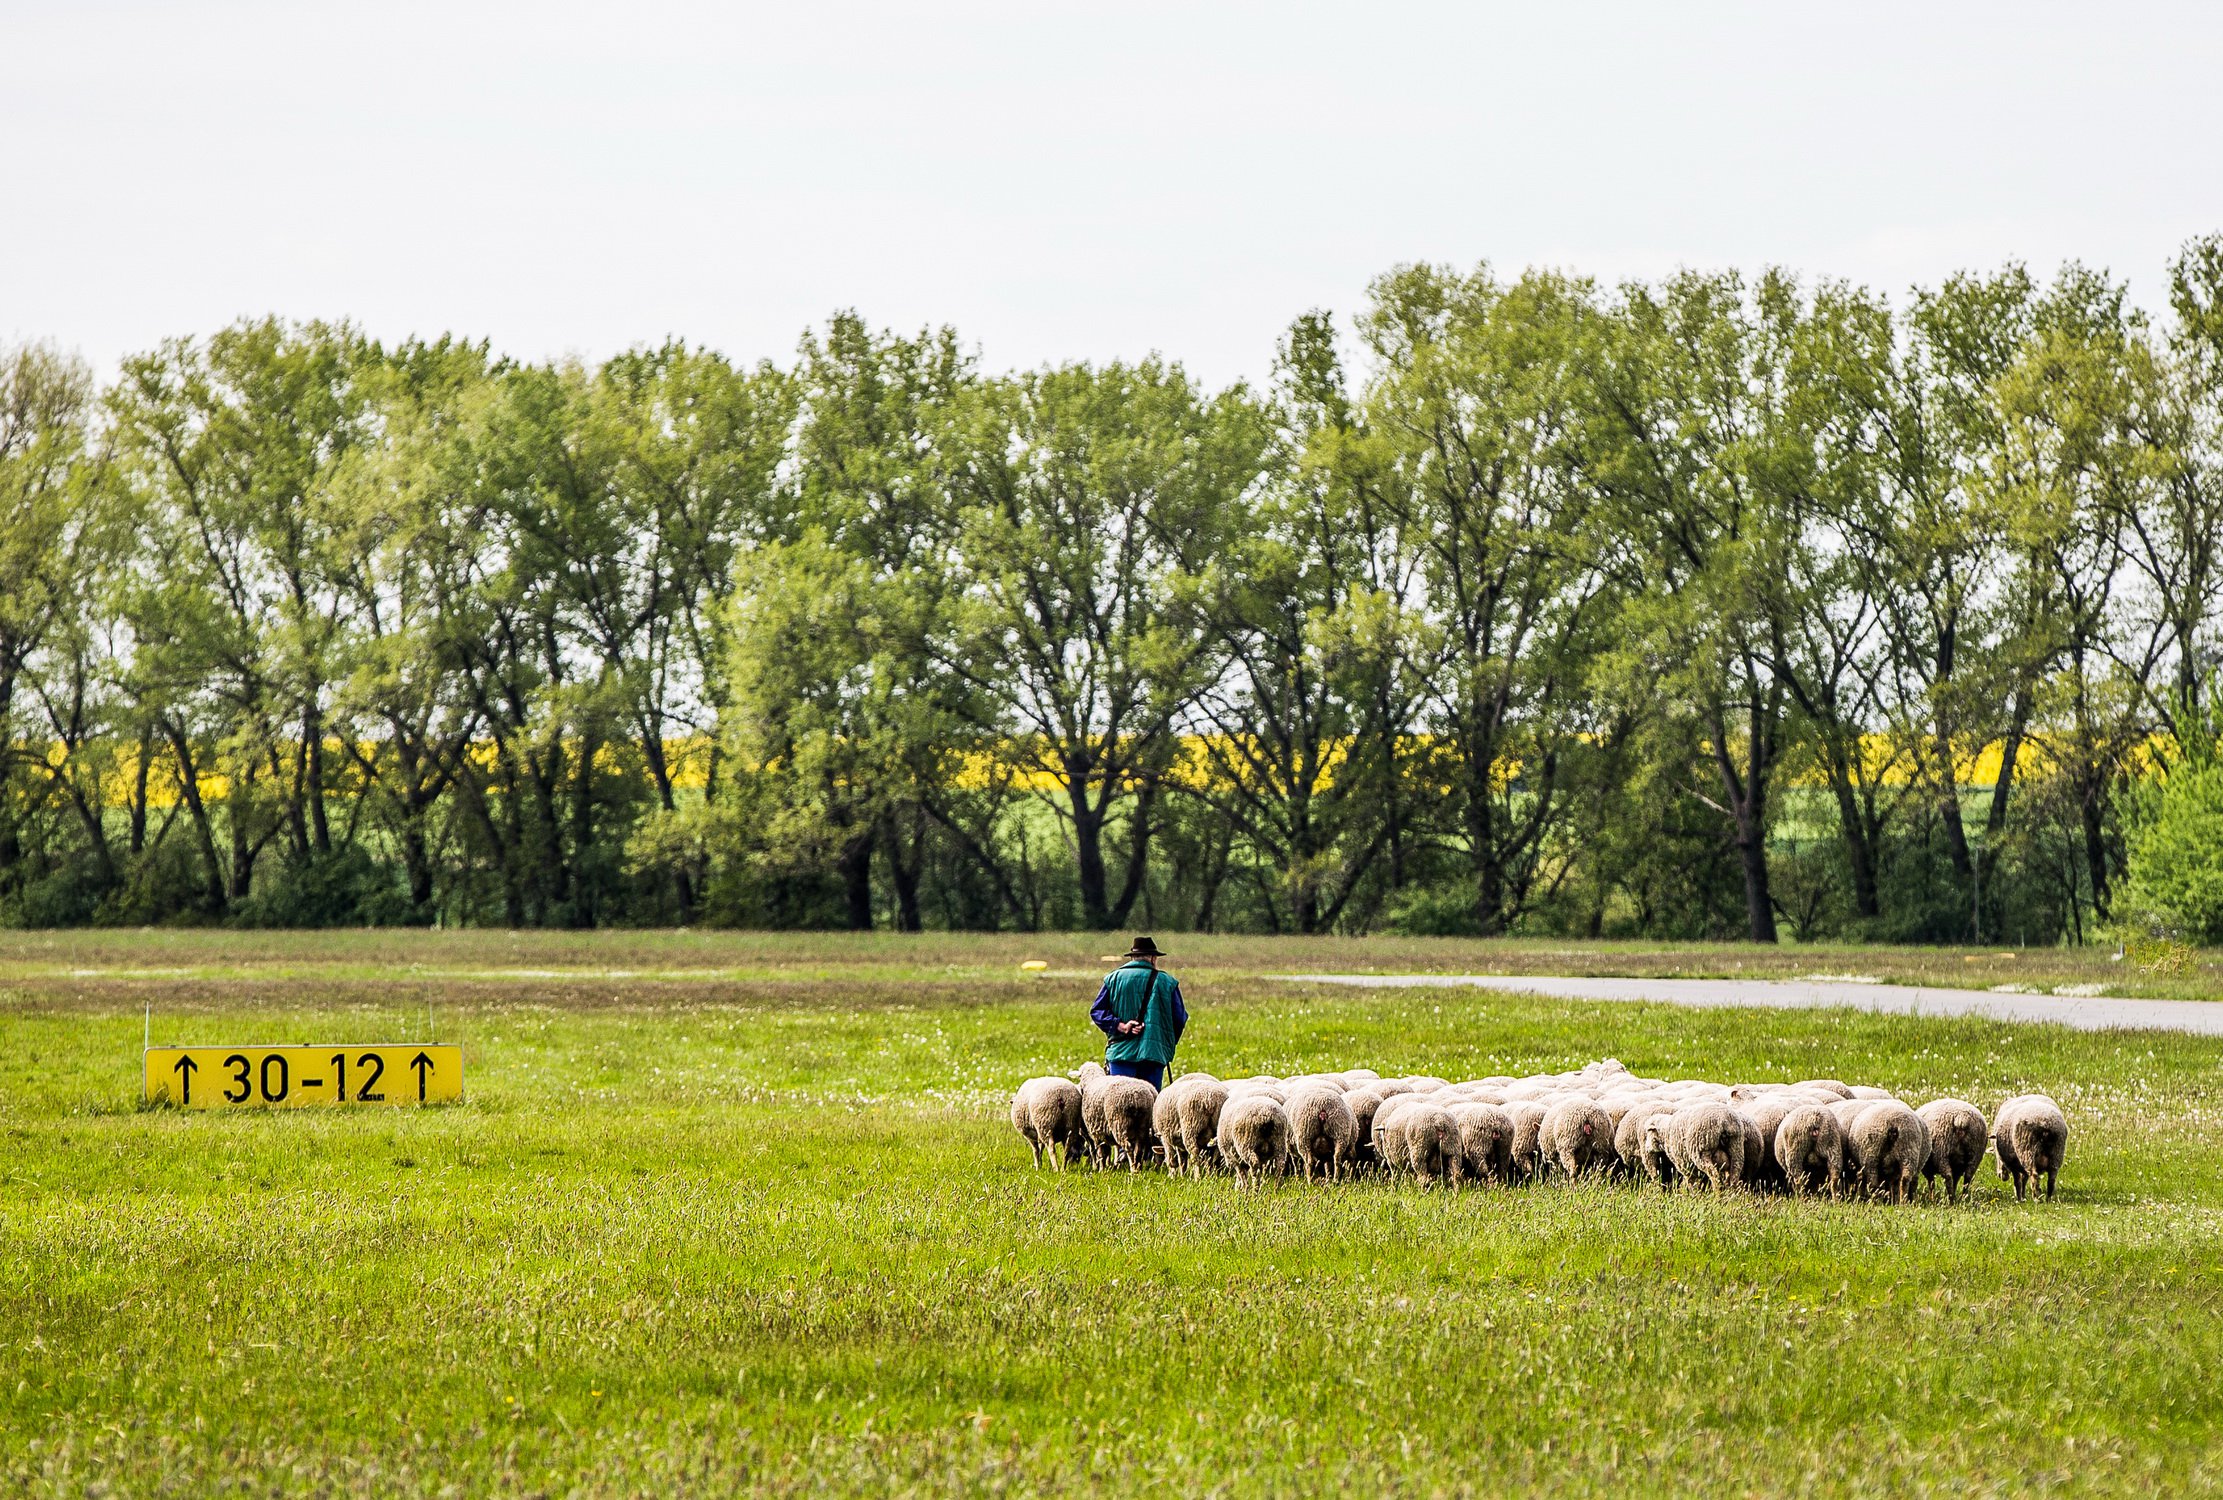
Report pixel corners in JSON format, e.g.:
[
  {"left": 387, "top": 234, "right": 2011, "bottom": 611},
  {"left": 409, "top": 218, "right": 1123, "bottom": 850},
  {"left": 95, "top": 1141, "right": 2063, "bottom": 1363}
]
[
  {"left": 410, "top": 1051, "right": 435, "bottom": 1102},
  {"left": 171, "top": 1054, "right": 198, "bottom": 1106}
]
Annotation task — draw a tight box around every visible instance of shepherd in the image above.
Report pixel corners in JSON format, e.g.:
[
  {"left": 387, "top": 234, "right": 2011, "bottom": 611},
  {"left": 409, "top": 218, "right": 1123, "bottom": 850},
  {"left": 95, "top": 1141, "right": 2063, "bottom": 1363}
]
[{"left": 1090, "top": 936, "right": 1188, "bottom": 1091}]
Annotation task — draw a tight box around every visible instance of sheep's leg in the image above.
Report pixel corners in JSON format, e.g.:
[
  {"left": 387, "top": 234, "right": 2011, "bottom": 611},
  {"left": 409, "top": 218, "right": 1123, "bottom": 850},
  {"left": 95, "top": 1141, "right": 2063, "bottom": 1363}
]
[
  {"left": 2044, "top": 1168, "right": 2057, "bottom": 1201},
  {"left": 1031, "top": 1139, "right": 1044, "bottom": 1169}
]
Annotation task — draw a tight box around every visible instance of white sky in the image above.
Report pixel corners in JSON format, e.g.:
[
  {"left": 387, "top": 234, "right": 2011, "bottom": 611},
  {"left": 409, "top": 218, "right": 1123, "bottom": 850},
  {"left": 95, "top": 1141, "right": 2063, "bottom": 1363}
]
[{"left": 6, "top": 2, "right": 2220, "bottom": 388}]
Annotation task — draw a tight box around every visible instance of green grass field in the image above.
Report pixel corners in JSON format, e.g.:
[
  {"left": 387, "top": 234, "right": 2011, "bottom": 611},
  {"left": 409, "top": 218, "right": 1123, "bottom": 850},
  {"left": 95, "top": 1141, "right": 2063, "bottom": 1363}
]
[{"left": 4, "top": 933, "right": 2222, "bottom": 1495}]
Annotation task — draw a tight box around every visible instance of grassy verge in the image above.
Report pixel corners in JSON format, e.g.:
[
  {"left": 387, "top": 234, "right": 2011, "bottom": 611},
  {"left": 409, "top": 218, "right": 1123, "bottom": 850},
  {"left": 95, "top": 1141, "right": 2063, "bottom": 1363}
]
[
  {"left": 0, "top": 928, "right": 2215, "bottom": 1001},
  {"left": 3, "top": 949, "right": 2221, "bottom": 1495}
]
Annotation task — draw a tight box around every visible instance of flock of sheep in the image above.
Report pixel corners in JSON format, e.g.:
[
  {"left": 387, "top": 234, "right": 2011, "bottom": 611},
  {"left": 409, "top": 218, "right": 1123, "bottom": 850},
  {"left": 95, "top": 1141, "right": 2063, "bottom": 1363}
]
[{"left": 1010, "top": 1060, "right": 2071, "bottom": 1202}]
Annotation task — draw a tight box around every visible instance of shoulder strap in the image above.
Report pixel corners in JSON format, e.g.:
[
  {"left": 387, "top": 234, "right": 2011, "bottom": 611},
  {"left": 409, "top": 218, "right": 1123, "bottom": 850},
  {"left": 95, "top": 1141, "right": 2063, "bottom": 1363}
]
[{"left": 1137, "top": 967, "right": 1160, "bottom": 1022}]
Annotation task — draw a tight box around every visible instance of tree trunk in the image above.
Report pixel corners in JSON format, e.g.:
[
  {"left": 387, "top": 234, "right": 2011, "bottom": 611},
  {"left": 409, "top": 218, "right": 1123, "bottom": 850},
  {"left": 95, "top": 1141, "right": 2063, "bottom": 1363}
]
[
  {"left": 1108, "top": 780, "right": 1156, "bottom": 928},
  {"left": 838, "top": 831, "right": 874, "bottom": 930},
  {"left": 1711, "top": 697, "right": 1778, "bottom": 944},
  {"left": 129, "top": 725, "right": 153, "bottom": 854},
  {"left": 569, "top": 728, "right": 598, "bottom": 927},
  {"left": 882, "top": 813, "right": 923, "bottom": 933},
  {"left": 166, "top": 723, "right": 226, "bottom": 908},
  {"left": 1735, "top": 817, "right": 1778, "bottom": 943},
  {"left": 1072, "top": 795, "right": 1112, "bottom": 930},
  {"left": 304, "top": 703, "right": 331, "bottom": 853},
  {"left": 1465, "top": 730, "right": 1504, "bottom": 936},
  {"left": 228, "top": 790, "right": 257, "bottom": 902},
  {"left": 1828, "top": 769, "right": 1881, "bottom": 920},
  {"left": 401, "top": 823, "right": 436, "bottom": 921},
  {"left": 2081, "top": 771, "right": 2111, "bottom": 920}
]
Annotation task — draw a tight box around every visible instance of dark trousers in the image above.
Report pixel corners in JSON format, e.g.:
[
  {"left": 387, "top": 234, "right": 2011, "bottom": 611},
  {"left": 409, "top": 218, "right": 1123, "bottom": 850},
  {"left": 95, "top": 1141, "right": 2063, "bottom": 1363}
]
[{"left": 1106, "top": 1059, "right": 1164, "bottom": 1090}]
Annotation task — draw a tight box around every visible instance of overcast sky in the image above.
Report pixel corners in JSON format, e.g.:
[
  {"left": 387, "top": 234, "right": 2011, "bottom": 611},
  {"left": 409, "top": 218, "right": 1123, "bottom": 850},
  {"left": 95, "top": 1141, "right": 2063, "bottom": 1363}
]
[{"left": 6, "top": 2, "right": 2220, "bottom": 386}]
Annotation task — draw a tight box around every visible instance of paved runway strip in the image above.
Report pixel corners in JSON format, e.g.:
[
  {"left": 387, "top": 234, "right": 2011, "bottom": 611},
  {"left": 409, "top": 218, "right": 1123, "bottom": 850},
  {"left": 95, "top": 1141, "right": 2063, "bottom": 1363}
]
[{"left": 1277, "top": 973, "right": 2223, "bottom": 1035}]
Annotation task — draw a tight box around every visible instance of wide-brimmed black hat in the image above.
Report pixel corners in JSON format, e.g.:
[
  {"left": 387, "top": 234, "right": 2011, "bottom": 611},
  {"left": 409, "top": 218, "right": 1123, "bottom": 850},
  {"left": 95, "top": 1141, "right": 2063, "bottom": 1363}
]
[{"left": 1123, "top": 936, "right": 1165, "bottom": 959}]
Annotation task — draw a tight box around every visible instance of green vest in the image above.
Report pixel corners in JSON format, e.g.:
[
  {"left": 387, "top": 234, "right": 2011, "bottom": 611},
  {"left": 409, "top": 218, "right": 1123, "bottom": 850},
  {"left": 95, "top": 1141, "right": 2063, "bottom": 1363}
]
[{"left": 1102, "top": 961, "right": 1181, "bottom": 1065}]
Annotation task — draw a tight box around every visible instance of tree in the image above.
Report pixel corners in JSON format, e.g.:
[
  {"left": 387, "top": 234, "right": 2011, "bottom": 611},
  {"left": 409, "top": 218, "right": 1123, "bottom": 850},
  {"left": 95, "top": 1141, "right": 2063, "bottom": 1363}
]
[
  {"left": 108, "top": 319, "right": 376, "bottom": 907},
  {"left": 0, "top": 343, "right": 101, "bottom": 898},
  {"left": 1177, "top": 311, "right": 1425, "bottom": 933},
  {"left": 1363, "top": 265, "right": 1610, "bottom": 933},
  {"left": 941, "top": 360, "right": 1267, "bottom": 930},
  {"left": 1582, "top": 270, "right": 1811, "bottom": 942},
  {"left": 331, "top": 338, "right": 497, "bottom": 920}
]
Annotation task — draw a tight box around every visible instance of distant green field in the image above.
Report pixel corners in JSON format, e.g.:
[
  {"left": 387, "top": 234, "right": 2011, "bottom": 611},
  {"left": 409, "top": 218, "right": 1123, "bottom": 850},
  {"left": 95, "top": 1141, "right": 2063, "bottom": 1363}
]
[{"left": 4, "top": 934, "right": 2221, "bottom": 1495}]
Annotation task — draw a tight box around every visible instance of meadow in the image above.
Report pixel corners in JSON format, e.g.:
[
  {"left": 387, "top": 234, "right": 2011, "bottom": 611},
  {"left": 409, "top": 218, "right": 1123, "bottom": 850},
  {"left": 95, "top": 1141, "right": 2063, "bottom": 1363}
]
[{"left": 4, "top": 932, "right": 2221, "bottom": 1496}]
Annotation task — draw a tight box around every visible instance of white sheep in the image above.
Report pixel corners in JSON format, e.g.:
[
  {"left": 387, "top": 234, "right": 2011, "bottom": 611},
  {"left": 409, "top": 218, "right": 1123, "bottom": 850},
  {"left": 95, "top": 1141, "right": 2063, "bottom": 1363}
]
[
  {"left": 1075, "top": 1061, "right": 1116, "bottom": 1170},
  {"left": 1773, "top": 1104, "right": 1845, "bottom": 1198},
  {"left": 1503, "top": 1101, "right": 1550, "bottom": 1183},
  {"left": 1447, "top": 1101, "right": 1515, "bottom": 1186},
  {"left": 1009, "top": 1076, "right": 1084, "bottom": 1170},
  {"left": 1541, "top": 1098, "right": 1614, "bottom": 1179},
  {"left": 1176, "top": 1078, "right": 1232, "bottom": 1178},
  {"left": 1736, "top": 1093, "right": 1803, "bottom": 1189},
  {"left": 1102, "top": 1077, "right": 1160, "bottom": 1173},
  {"left": 1285, "top": 1085, "right": 1358, "bottom": 1181},
  {"left": 1993, "top": 1093, "right": 2068, "bottom": 1201},
  {"left": 1666, "top": 1102, "right": 1745, "bottom": 1191},
  {"left": 1398, "top": 1101, "right": 1459, "bottom": 1187},
  {"left": 1218, "top": 1094, "right": 1291, "bottom": 1190},
  {"left": 1915, "top": 1098, "right": 1988, "bottom": 1202},
  {"left": 1370, "top": 1093, "right": 1425, "bottom": 1173},
  {"left": 1847, "top": 1100, "right": 1929, "bottom": 1203},
  {"left": 1613, "top": 1101, "right": 1671, "bottom": 1182}
]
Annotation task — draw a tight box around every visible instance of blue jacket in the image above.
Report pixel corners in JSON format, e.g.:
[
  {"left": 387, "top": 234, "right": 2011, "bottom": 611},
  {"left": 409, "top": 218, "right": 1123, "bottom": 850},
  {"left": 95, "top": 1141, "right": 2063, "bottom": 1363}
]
[{"left": 1091, "top": 960, "right": 1187, "bottom": 1064}]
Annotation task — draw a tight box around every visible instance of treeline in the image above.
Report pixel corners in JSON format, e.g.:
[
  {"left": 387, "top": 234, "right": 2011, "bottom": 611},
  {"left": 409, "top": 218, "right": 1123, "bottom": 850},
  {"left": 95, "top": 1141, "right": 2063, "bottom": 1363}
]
[{"left": 5, "top": 247, "right": 2223, "bottom": 942}]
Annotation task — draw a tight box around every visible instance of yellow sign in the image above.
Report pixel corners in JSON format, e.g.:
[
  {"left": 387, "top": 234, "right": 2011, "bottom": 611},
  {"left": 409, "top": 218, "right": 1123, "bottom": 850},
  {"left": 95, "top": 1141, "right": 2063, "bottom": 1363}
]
[{"left": 144, "top": 1044, "right": 464, "bottom": 1108}]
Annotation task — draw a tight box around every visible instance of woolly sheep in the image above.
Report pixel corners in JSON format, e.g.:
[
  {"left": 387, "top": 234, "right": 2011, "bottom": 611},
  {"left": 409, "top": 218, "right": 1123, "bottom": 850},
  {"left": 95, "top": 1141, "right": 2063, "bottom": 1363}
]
[
  {"left": 1399, "top": 1101, "right": 1459, "bottom": 1186},
  {"left": 1613, "top": 1102, "right": 1671, "bottom": 1181},
  {"left": 1849, "top": 1085, "right": 1896, "bottom": 1101},
  {"left": 1737, "top": 1094, "right": 1802, "bottom": 1188},
  {"left": 1176, "top": 1078, "right": 1232, "bottom": 1178},
  {"left": 1667, "top": 1102, "right": 1746, "bottom": 1192},
  {"left": 1916, "top": 1098, "right": 1988, "bottom": 1203},
  {"left": 1371, "top": 1093, "right": 1426, "bottom": 1171},
  {"left": 1732, "top": 1108, "right": 1770, "bottom": 1188},
  {"left": 1153, "top": 1079, "right": 1195, "bottom": 1174},
  {"left": 1848, "top": 1100, "right": 1929, "bottom": 1203},
  {"left": 1503, "top": 1101, "right": 1549, "bottom": 1183},
  {"left": 1285, "top": 1086, "right": 1358, "bottom": 1182},
  {"left": 1638, "top": 1112, "right": 1679, "bottom": 1188},
  {"left": 1797, "top": 1079, "right": 1854, "bottom": 1100},
  {"left": 1102, "top": 1077, "right": 1160, "bottom": 1173},
  {"left": 1010, "top": 1077, "right": 1084, "bottom": 1170},
  {"left": 1076, "top": 1061, "right": 1116, "bottom": 1170},
  {"left": 1993, "top": 1093, "right": 2068, "bottom": 1201},
  {"left": 1774, "top": 1104, "right": 1845, "bottom": 1198},
  {"left": 1343, "top": 1087, "right": 1387, "bottom": 1168},
  {"left": 1447, "top": 1102, "right": 1515, "bottom": 1186},
  {"left": 1218, "top": 1094, "right": 1291, "bottom": 1190},
  {"left": 1542, "top": 1098, "right": 1614, "bottom": 1180}
]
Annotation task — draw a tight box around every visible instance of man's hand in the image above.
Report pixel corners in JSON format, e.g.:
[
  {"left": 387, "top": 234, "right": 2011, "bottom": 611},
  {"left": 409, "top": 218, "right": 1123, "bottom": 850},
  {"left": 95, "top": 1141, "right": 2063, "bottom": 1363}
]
[{"left": 1117, "top": 1020, "right": 1144, "bottom": 1037}]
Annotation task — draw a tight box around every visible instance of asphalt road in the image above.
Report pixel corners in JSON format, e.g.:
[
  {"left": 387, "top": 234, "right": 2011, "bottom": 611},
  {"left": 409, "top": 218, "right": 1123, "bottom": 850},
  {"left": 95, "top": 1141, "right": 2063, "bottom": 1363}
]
[{"left": 1277, "top": 972, "right": 2223, "bottom": 1036}]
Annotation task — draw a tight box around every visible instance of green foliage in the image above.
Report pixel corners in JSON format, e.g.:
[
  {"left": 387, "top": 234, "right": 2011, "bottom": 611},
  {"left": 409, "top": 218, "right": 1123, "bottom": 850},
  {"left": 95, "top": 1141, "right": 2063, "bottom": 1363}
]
[
  {"left": 1, "top": 240, "right": 2219, "bottom": 942},
  {"left": 2123, "top": 698, "right": 2223, "bottom": 943}
]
